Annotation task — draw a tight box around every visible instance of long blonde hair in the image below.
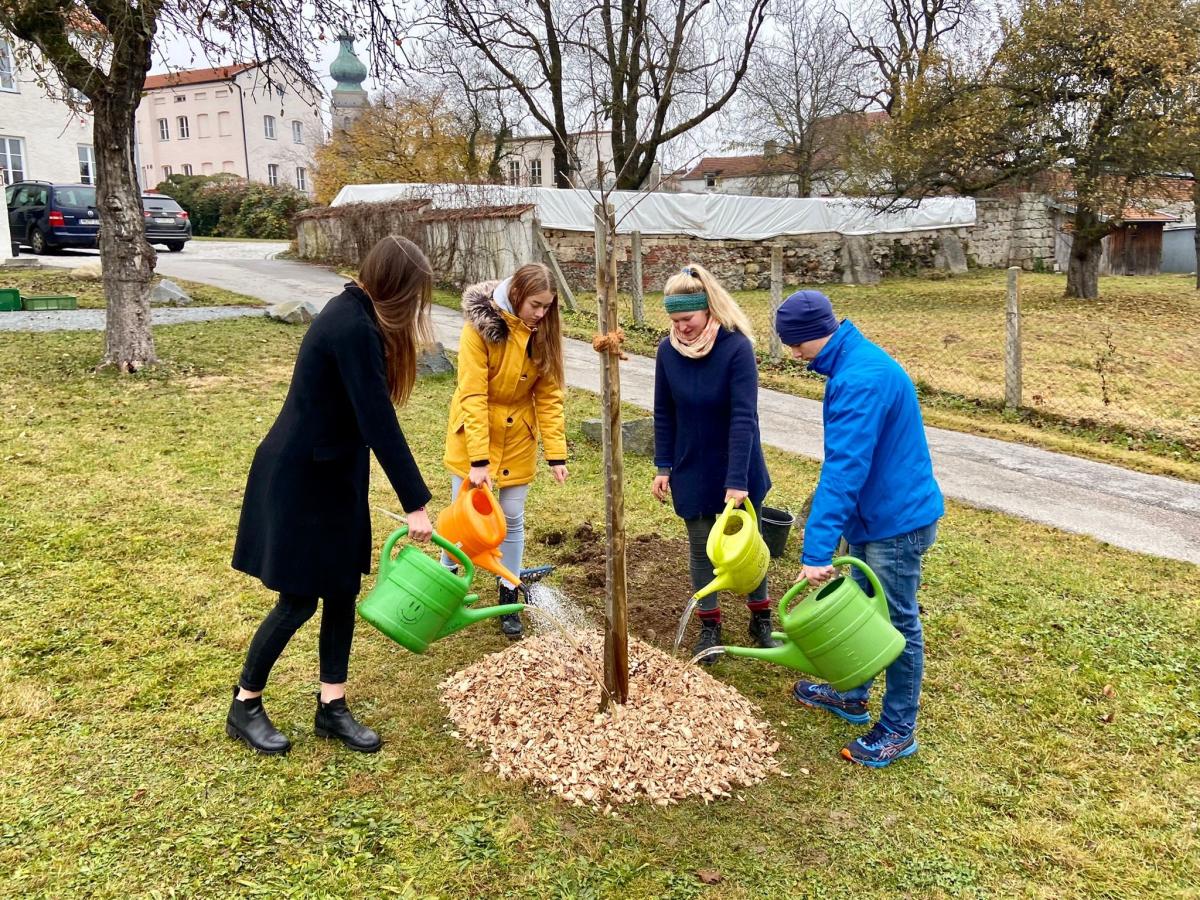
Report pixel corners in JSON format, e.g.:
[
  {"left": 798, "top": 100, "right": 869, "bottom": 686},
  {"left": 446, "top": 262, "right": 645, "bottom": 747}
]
[
  {"left": 356, "top": 235, "right": 435, "bottom": 405},
  {"left": 662, "top": 264, "right": 755, "bottom": 343},
  {"left": 509, "top": 262, "right": 565, "bottom": 387}
]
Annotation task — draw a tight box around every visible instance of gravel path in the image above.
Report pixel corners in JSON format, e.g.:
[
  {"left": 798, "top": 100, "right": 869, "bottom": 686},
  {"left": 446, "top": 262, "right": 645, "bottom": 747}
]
[{"left": 0, "top": 306, "right": 264, "bottom": 332}]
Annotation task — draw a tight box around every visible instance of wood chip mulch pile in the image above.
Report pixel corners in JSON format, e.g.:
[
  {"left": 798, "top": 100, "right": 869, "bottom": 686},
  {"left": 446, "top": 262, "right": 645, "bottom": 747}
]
[{"left": 439, "top": 631, "right": 779, "bottom": 808}]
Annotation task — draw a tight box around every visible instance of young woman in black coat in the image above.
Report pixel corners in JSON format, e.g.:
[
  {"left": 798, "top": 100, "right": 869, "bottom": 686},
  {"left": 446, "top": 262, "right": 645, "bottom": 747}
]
[{"left": 227, "top": 235, "right": 436, "bottom": 756}]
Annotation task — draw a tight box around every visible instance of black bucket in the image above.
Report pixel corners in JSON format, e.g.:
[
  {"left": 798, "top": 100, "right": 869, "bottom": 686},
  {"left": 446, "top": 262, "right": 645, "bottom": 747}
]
[{"left": 761, "top": 506, "right": 795, "bottom": 558}]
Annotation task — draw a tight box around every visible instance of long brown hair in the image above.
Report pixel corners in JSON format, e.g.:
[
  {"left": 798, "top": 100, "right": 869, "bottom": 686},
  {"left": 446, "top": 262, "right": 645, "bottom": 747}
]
[
  {"left": 509, "top": 263, "right": 564, "bottom": 387},
  {"left": 356, "top": 235, "right": 435, "bottom": 405}
]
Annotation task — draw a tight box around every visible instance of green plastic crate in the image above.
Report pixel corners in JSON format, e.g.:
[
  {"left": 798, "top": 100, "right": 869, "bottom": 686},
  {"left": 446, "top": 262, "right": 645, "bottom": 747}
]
[
  {"left": 22, "top": 294, "right": 78, "bottom": 311},
  {"left": 0, "top": 288, "right": 19, "bottom": 312}
]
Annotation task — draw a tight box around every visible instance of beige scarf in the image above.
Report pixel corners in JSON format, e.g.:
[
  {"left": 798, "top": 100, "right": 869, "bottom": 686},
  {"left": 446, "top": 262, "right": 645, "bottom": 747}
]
[{"left": 669, "top": 317, "right": 722, "bottom": 359}]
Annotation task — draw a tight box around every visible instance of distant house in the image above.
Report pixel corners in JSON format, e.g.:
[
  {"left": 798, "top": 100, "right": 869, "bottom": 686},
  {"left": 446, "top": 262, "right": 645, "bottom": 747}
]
[
  {"left": 679, "top": 111, "right": 888, "bottom": 197},
  {"left": 0, "top": 33, "right": 96, "bottom": 187},
  {"left": 503, "top": 130, "right": 616, "bottom": 189},
  {"left": 134, "top": 62, "right": 322, "bottom": 194}
]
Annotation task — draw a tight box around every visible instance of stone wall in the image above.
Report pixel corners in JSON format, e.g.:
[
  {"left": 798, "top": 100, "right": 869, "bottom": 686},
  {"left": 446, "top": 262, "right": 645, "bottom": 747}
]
[
  {"left": 541, "top": 226, "right": 970, "bottom": 292},
  {"left": 967, "top": 194, "right": 1057, "bottom": 270}
]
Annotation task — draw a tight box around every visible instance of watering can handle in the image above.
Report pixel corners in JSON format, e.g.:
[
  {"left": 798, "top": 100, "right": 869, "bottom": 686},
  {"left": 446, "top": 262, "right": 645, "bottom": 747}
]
[
  {"left": 778, "top": 556, "right": 887, "bottom": 620},
  {"left": 378, "top": 527, "right": 475, "bottom": 585}
]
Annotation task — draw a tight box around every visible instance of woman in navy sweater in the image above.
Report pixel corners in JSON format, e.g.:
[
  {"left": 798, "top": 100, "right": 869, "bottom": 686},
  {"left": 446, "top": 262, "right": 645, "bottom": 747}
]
[{"left": 652, "top": 264, "right": 776, "bottom": 662}]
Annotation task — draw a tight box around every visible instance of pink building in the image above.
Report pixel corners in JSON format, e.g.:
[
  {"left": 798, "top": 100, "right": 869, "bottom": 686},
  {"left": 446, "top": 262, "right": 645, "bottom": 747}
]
[{"left": 134, "top": 62, "right": 321, "bottom": 195}]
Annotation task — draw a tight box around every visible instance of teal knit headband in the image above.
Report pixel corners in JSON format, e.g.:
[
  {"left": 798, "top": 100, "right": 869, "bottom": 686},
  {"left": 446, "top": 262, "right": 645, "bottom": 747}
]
[{"left": 664, "top": 292, "right": 708, "bottom": 314}]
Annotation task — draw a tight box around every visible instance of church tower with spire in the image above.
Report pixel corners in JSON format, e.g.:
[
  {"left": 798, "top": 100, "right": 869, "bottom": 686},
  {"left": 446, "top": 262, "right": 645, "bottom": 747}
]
[{"left": 330, "top": 32, "right": 369, "bottom": 132}]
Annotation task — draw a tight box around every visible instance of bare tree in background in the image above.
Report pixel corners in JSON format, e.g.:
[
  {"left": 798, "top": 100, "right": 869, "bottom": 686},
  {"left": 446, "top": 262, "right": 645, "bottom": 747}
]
[
  {"left": 575, "top": 0, "right": 772, "bottom": 189},
  {"left": 428, "top": 0, "right": 580, "bottom": 187},
  {"left": 735, "top": 0, "right": 859, "bottom": 196},
  {"left": 842, "top": 0, "right": 983, "bottom": 113},
  {"left": 404, "top": 40, "right": 531, "bottom": 183},
  {"left": 0, "top": 0, "right": 409, "bottom": 372}
]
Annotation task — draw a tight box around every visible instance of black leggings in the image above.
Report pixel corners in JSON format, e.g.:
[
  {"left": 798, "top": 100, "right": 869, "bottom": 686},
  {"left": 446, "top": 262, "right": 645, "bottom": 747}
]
[{"left": 239, "top": 592, "right": 357, "bottom": 692}]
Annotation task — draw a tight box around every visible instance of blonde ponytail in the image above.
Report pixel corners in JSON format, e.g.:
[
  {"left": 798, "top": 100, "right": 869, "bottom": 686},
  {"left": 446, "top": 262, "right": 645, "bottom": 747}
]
[{"left": 662, "top": 264, "right": 755, "bottom": 343}]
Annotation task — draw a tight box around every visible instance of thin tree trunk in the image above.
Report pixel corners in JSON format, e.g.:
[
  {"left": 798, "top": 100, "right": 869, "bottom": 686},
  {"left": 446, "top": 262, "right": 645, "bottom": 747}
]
[
  {"left": 1065, "top": 207, "right": 1103, "bottom": 300},
  {"left": 594, "top": 203, "right": 629, "bottom": 709},
  {"left": 1193, "top": 173, "right": 1200, "bottom": 290},
  {"left": 94, "top": 100, "right": 157, "bottom": 370}
]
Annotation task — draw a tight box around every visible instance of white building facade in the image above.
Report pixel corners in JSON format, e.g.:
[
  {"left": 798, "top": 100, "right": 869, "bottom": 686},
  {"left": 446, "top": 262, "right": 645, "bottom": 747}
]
[
  {"left": 0, "top": 35, "right": 96, "bottom": 188},
  {"left": 134, "top": 62, "right": 321, "bottom": 194},
  {"left": 505, "top": 130, "right": 616, "bottom": 189}
]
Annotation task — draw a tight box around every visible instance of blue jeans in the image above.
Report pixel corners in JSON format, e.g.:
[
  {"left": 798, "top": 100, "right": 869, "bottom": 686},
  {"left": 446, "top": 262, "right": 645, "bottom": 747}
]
[{"left": 832, "top": 521, "right": 937, "bottom": 736}]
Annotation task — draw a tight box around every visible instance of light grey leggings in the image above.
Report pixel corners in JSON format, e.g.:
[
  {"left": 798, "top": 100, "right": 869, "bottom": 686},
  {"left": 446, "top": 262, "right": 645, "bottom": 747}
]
[{"left": 441, "top": 475, "right": 531, "bottom": 589}]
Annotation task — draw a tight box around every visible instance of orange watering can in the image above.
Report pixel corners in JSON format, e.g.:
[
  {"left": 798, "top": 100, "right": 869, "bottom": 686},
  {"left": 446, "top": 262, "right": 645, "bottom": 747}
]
[
  {"left": 436, "top": 481, "right": 524, "bottom": 586},
  {"left": 693, "top": 498, "right": 771, "bottom": 601}
]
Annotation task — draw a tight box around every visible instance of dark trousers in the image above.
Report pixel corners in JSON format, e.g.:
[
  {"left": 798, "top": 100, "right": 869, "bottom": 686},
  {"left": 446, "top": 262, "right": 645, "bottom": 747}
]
[
  {"left": 683, "top": 514, "right": 769, "bottom": 613},
  {"left": 239, "top": 592, "right": 356, "bottom": 692}
]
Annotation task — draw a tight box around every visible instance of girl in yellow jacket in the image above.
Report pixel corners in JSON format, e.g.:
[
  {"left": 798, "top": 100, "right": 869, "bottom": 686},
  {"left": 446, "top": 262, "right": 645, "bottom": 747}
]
[{"left": 443, "top": 262, "right": 569, "bottom": 638}]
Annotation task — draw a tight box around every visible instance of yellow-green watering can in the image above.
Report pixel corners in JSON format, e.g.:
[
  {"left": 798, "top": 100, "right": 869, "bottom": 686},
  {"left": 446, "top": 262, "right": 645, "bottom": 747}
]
[
  {"left": 694, "top": 498, "right": 771, "bottom": 601},
  {"left": 723, "top": 557, "right": 905, "bottom": 691},
  {"left": 357, "top": 527, "right": 524, "bottom": 654}
]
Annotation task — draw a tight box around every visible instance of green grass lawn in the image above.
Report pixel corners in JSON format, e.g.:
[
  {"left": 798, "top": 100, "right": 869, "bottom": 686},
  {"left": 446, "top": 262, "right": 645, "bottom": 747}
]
[
  {"left": 0, "top": 267, "right": 264, "bottom": 309},
  {"left": 1, "top": 316, "right": 1197, "bottom": 897},
  {"left": 437, "top": 270, "right": 1200, "bottom": 481}
]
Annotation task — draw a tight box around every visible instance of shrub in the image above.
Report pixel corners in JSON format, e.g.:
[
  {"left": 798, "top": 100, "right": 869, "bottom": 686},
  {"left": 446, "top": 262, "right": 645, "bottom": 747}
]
[{"left": 152, "top": 174, "right": 312, "bottom": 239}]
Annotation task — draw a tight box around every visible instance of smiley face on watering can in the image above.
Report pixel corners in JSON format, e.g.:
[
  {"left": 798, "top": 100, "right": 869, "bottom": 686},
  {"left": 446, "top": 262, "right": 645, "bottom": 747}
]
[{"left": 398, "top": 596, "right": 428, "bottom": 626}]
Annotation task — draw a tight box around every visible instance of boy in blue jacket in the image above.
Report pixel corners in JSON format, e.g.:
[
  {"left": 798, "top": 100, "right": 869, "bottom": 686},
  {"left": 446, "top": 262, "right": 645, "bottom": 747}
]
[{"left": 775, "top": 290, "right": 943, "bottom": 767}]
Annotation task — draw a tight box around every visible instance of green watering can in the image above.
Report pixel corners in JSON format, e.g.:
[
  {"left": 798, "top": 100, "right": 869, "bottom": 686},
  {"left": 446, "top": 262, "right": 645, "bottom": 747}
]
[
  {"left": 723, "top": 557, "right": 905, "bottom": 691},
  {"left": 357, "top": 527, "right": 525, "bottom": 654}
]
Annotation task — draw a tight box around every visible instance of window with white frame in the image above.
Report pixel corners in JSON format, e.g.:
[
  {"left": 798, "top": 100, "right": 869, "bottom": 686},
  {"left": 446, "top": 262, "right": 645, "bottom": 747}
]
[
  {"left": 176, "top": 115, "right": 189, "bottom": 139},
  {"left": 174, "top": 94, "right": 186, "bottom": 103},
  {"left": 182, "top": 163, "right": 193, "bottom": 176},
  {"left": 77, "top": 145, "right": 95, "bottom": 184},
  {"left": 267, "top": 163, "right": 279, "bottom": 186},
  {"left": 292, "top": 120, "right": 303, "bottom": 144},
  {"left": 263, "top": 115, "right": 276, "bottom": 140},
  {"left": 0, "top": 136, "right": 25, "bottom": 185},
  {"left": 529, "top": 159, "right": 542, "bottom": 186},
  {"left": 158, "top": 118, "right": 170, "bottom": 141},
  {"left": 197, "top": 113, "right": 210, "bottom": 138},
  {"left": 295, "top": 166, "right": 307, "bottom": 191},
  {"left": 162, "top": 165, "right": 172, "bottom": 178},
  {"left": 217, "top": 111, "right": 231, "bottom": 137},
  {"left": 508, "top": 159, "right": 521, "bottom": 185},
  {"left": 0, "top": 41, "right": 16, "bottom": 92}
]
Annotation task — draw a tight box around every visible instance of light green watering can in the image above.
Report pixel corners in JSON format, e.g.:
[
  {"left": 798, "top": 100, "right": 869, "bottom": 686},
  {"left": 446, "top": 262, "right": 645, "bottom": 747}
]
[
  {"left": 694, "top": 499, "right": 771, "bottom": 601},
  {"left": 723, "top": 556, "right": 905, "bottom": 691},
  {"left": 357, "top": 527, "right": 524, "bottom": 654}
]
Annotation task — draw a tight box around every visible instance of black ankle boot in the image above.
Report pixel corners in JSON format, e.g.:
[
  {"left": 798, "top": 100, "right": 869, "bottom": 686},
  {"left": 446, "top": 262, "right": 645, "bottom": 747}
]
[
  {"left": 314, "top": 696, "right": 382, "bottom": 753},
  {"left": 692, "top": 619, "right": 724, "bottom": 665},
  {"left": 497, "top": 583, "right": 524, "bottom": 640},
  {"left": 226, "top": 687, "right": 290, "bottom": 755},
  {"left": 749, "top": 608, "right": 782, "bottom": 649}
]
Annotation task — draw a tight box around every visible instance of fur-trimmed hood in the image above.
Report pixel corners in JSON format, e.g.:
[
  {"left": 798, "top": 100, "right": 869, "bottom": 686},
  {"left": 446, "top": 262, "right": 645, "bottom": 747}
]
[{"left": 461, "top": 279, "right": 517, "bottom": 344}]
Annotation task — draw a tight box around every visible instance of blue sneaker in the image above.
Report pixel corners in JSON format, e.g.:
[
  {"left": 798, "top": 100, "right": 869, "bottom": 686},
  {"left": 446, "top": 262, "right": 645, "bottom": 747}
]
[
  {"left": 791, "top": 680, "right": 871, "bottom": 725},
  {"left": 841, "top": 723, "right": 918, "bottom": 768}
]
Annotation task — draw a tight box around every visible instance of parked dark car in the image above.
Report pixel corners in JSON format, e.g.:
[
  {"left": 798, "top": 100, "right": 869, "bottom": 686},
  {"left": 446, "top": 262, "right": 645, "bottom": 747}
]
[
  {"left": 141, "top": 193, "right": 191, "bottom": 252},
  {"left": 5, "top": 181, "right": 100, "bottom": 254}
]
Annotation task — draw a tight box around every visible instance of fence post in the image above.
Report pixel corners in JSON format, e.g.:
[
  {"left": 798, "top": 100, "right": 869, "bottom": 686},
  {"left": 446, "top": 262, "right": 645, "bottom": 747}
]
[
  {"left": 1005, "top": 266, "right": 1022, "bottom": 409},
  {"left": 768, "top": 243, "right": 784, "bottom": 359},
  {"left": 630, "top": 229, "right": 645, "bottom": 325},
  {"left": 532, "top": 217, "right": 578, "bottom": 311}
]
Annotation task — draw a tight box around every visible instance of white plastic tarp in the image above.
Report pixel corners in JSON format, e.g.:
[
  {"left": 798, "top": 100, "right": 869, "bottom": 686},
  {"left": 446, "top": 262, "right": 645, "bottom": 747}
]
[{"left": 330, "top": 183, "right": 975, "bottom": 239}]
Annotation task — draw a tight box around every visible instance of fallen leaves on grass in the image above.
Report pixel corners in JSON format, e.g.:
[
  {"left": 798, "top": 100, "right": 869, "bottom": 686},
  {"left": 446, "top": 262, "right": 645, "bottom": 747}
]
[{"left": 440, "top": 631, "right": 779, "bottom": 807}]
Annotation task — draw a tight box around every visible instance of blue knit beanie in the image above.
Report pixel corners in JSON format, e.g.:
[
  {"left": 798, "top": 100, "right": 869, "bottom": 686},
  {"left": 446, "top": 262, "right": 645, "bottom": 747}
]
[{"left": 775, "top": 290, "right": 839, "bottom": 345}]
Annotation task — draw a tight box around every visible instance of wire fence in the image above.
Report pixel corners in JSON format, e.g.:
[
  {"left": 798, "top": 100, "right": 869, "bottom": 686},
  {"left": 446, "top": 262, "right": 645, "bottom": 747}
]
[{"left": 571, "top": 268, "right": 1200, "bottom": 454}]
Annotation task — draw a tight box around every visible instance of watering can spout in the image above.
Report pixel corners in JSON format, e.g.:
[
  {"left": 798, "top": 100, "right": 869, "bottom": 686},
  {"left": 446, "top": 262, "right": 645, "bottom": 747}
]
[
  {"left": 437, "top": 596, "right": 526, "bottom": 640},
  {"left": 723, "top": 637, "right": 816, "bottom": 675}
]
